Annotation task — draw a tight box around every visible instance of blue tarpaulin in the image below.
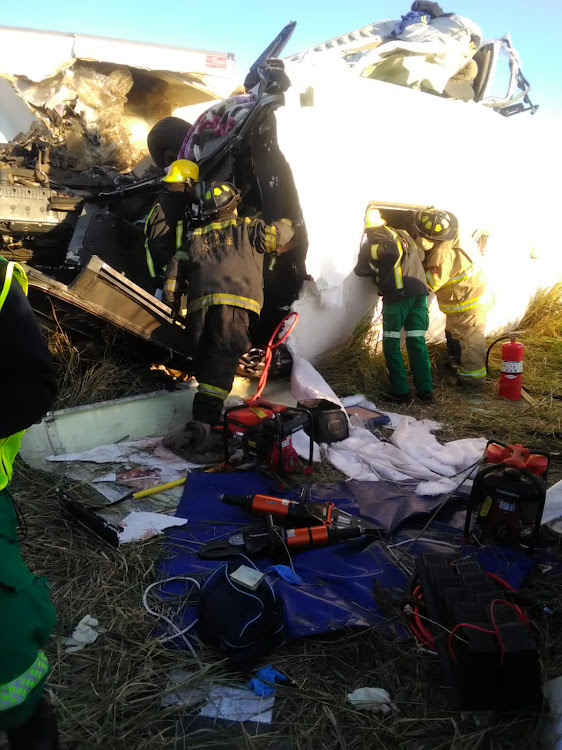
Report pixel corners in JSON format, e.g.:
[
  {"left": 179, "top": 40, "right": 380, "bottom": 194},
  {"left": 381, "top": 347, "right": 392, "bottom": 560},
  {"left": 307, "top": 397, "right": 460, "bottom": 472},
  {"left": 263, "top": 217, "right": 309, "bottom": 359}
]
[{"left": 157, "top": 471, "right": 535, "bottom": 646}]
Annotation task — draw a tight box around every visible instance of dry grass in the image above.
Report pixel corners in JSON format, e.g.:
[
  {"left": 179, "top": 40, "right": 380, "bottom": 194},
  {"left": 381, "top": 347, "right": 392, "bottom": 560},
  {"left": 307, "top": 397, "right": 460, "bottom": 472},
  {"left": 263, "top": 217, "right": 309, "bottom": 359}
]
[
  {"left": 3, "top": 286, "right": 562, "bottom": 748},
  {"left": 46, "top": 323, "right": 162, "bottom": 410}
]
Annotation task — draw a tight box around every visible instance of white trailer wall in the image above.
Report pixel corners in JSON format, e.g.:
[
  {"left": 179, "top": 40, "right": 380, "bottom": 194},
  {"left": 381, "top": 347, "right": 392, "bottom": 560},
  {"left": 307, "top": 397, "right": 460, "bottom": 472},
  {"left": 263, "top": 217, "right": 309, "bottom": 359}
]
[{"left": 277, "top": 63, "right": 561, "bottom": 361}]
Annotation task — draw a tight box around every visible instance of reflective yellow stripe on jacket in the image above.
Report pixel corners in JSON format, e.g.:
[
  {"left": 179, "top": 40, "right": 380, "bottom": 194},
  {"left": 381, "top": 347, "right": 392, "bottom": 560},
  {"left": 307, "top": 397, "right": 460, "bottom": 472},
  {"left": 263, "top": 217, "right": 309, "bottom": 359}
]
[
  {"left": 176, "top": 220, "right": 184, "bottom": 250},
  {"left": 144, "top": 205, "right": 158, "bottom": 278},
  {"left": 0, "top": 259, "right": 29, "bottom": 491},
  {"left": 0, "top": 652, "right": 49, "bottom": 711}
]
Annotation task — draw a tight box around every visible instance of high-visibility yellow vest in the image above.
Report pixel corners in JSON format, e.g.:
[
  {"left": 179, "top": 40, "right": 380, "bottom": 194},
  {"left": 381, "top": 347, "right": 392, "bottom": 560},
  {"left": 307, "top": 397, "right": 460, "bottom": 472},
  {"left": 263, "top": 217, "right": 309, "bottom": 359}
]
[{"left": 0, "top": 258, "right": 29, "bottom": 491}]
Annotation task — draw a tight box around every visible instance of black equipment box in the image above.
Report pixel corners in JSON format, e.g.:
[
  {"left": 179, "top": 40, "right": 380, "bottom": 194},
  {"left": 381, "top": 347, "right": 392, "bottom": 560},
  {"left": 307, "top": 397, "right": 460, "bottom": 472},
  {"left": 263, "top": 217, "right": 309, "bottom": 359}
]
[{"left": 415, "top": 554, "right": 542, "bottom": 710}]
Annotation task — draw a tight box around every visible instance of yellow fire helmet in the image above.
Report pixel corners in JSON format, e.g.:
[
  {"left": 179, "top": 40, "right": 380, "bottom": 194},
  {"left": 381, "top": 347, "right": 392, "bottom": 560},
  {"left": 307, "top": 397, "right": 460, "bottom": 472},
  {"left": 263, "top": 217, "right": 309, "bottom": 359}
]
[
  {"left": 364, "top": 204, "right": 386, "bottom": 229},
  {"left": 162, "top": 159, "right": 199, "bottom": 183}
]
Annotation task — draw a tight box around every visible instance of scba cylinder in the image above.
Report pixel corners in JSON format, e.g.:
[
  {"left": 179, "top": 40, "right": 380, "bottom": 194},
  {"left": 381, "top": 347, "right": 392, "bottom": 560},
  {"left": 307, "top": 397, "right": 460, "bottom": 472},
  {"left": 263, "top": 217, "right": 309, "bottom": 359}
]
[{"left": 499, "top": 338, "right": 524, "bottom": 401}]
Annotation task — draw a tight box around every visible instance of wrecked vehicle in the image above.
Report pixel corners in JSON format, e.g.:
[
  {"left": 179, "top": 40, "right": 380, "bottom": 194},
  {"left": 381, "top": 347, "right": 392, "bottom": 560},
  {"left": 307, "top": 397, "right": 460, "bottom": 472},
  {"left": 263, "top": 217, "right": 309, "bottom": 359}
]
[{"left": 0, "top": 14, "right": 557, "bottom": 367}]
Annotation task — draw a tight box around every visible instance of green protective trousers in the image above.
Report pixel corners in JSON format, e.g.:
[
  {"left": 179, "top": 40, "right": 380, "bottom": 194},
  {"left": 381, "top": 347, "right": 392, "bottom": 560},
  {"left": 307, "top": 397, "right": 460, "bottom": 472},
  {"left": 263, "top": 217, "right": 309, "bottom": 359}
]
[
  {"left": 382, "top": 294, "right": 433, "bottom": 396},
  {"left": 0, "top": 488, "right": 55, "bottom": 730}
]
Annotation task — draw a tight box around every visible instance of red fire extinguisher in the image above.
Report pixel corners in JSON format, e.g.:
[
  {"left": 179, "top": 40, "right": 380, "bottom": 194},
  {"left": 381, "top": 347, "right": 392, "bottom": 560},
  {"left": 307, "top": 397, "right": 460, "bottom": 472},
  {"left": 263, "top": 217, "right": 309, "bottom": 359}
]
[{"left": 499, "top": 336, "right": 524, "bottom": 400}]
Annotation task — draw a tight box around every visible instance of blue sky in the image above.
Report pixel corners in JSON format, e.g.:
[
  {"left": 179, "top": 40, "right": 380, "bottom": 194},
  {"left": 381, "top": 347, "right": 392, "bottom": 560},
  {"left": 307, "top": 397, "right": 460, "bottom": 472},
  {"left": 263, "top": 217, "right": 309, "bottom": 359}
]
[{"left": 2, "top": 1, "right": 561, "bottom": 116}]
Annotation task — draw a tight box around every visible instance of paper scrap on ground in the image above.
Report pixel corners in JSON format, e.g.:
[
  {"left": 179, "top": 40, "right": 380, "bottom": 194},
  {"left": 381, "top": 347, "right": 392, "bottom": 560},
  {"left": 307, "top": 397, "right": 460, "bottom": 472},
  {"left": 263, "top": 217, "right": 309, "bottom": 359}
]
[
  {"left": 46, "top": 436, "right": 201, "bottom": 504},
  {"left": 63, "top": 615, "right": 102, "bottom": 653},
  {"left": 347, "top": 687, "right": 397, "bottom": 714},
  {"left": 118, "top": 511, "right": 188, "bottom": 543},
  {"left": 46, "top": 436, "right": 202, "bottom": 480},
  {"left": 543, "top": 676, "right": 562, "bottom": 750},
  {"left": 544, "top": 480, "right": 562, "bottom": 526},
  {"left": 162, "top": 670, "right": 275, "bottom": 723}
]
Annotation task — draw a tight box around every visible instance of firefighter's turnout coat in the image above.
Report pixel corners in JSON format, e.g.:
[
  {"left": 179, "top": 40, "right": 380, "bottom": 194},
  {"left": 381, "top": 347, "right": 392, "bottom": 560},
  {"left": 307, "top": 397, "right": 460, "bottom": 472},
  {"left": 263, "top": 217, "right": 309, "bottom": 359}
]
[
  {"left": 171, "top": 213, "right": 294, "bottom": 317},
  {"left": 422, "top": 238, "right": 487, "bottom": 382}
]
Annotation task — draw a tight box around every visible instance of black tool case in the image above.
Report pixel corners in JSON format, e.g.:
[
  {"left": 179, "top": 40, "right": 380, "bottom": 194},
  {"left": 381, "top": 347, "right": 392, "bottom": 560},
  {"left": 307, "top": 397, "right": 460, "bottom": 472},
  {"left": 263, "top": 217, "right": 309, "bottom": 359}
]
[{"left": 415, "top": 554, "right": 542, "bottom": 710}]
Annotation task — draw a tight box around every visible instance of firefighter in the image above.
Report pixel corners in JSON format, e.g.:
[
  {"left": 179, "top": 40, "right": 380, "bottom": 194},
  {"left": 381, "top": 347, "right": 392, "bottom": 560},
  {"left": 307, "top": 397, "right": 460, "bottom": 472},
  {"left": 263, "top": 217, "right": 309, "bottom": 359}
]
[
  {"left": 0, "top": 257, "right": 58, "bottom": 748},
  {"left": 143, "top": 159, "right": 199, "bottom": 294},
  {"left": 412, "top": 207, "right": 487, "bottom": 386},
  {"left": 354, "top": 205, "right": 433, "bottom": 402},
  {"left": 162, "top": 181, "right": 294, "bottom": 463}
]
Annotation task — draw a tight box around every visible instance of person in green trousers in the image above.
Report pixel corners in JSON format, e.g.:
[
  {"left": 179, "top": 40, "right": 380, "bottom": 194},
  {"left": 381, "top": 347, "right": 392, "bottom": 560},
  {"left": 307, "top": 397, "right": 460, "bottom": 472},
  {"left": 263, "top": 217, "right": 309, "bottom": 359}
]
[
  {"left": 0, "top": 257, "right": 58, "bottom": 749},
  {"left": 354, "top": 205, "right": 433, "bottom": 402}
]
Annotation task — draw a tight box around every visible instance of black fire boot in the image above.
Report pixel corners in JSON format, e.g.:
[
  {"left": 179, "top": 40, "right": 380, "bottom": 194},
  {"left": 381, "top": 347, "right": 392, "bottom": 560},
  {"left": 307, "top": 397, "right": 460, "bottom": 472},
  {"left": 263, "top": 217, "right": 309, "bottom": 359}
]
[{"left": 6, "top": 697, "right": 59, "bottom": 750}]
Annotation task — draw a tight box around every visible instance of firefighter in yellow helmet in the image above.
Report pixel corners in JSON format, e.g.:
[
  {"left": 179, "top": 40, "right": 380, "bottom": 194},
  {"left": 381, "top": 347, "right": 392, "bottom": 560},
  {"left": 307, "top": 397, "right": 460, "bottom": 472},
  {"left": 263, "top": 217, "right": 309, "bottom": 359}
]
[
  {"left": 413, "top": 207, "right": 487, "bottom": 386},
  {"left": 143, "top": 159, "right": 199, "bottom": 295},
  {"left": 163, "top": 181, "right": 294, "bottom": 463}
]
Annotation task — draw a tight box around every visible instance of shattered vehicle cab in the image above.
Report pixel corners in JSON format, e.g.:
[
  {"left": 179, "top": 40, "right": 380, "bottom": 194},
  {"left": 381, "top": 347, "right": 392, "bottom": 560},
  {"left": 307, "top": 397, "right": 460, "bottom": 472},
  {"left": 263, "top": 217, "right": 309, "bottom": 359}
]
[{"left": 0, "top": 26, "right": 238, "bottom": 361}]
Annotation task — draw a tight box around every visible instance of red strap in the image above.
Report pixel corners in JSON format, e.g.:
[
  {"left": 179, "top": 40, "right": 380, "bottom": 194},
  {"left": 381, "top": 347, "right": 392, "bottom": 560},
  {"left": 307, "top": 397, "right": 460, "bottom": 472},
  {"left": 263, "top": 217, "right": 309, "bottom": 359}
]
[{"left": 248, "top": 312, "right": 299, "bottom": 403}]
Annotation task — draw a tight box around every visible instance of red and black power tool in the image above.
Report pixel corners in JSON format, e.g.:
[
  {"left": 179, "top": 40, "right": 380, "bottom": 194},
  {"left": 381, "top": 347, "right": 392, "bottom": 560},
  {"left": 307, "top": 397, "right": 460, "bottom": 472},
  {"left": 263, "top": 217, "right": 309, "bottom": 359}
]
[
  {"left": 463, "top": 440, "right": 550, "bottom": 552},
  {"left": 221, "top": 313, "right": 314, "bottom": 475},
  {"left": 198, "top": 491, "right": 381, "bottom": 561}
]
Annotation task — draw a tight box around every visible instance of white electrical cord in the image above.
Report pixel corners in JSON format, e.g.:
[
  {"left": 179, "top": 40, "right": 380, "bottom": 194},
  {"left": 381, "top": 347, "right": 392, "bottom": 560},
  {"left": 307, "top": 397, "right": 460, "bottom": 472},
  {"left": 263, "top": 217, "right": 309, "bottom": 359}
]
[
  {"left": 389, "top": 538, "right": 461, "bottom": 550},
  {"left": 143, "top": 576, "right": 203, "bottom": 667}
]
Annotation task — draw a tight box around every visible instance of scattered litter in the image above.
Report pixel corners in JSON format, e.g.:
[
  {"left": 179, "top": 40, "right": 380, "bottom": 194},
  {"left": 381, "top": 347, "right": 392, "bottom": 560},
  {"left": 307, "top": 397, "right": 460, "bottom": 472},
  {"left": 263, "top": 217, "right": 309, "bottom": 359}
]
[
  {"left": 347, "top": 687, "right": 398, "bottom": 714},
  {"left": 162, "top": 670, "right": 276, "bottom": 723},
  {"left": 544, "top": 480, "right": 562, "bottom": 526},
  {"left": 92, "top": 467, "right": 162, "bottom": 490},
  {"left": 46, "top": 436, "right": 201, "bottom": 480},
  {"left": 249, "top": 665, "right": 288, "bottom": 697},
  {"left": 63, "top": 615, "right": 103, "bottom": 653},
  {"left": 543, "top": 677, "right": 562, "bottom": 750},
  {"left": 118, "top": 511, "right": 188, "bottom": 543}
]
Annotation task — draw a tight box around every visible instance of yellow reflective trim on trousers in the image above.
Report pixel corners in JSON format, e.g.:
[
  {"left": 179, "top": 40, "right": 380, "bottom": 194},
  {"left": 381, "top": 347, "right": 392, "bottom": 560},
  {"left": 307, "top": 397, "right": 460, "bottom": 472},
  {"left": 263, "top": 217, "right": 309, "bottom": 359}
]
[
  {"left": 439, "top": 294, "right": 484, "bottom": 314},
  {"left": 0, "top": 651, "right": 49, "bottom": 711},
  {"left": 370, "top": 244, "right": 380, "bottom": 261},
  {"left": 264, "top": 223, "right": 277, "bottom": 254},
  {"left": 187, "top": 293, "right": 261, "bottom": 315},
  {"left": 457, "top": 367, "right": 486, "bottom": 378},
  {"left": 144, "top": 204, "right": 158, "bottom": 233},
  {"left": 176, "top": 220, "right": 184, "bottom": 250},
  {"left": 198, "top": 383, "right": 229, "bottom": 400}
]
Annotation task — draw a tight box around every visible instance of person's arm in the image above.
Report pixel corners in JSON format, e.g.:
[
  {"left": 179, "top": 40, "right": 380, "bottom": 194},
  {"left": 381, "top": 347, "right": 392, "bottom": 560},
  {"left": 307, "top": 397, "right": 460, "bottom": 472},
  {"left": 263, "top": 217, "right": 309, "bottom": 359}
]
[
  {"left": 0, "top": 282, "right": 57, "bottom": 437},
  {"left": 248, "top": 218, "right": 294, "bottom": 255},
  {"left": 423, "top": 241, "right": 455, "bottom": 291},
  {"left": 354, "top": 233, "right": 375, "bottom": 277}
]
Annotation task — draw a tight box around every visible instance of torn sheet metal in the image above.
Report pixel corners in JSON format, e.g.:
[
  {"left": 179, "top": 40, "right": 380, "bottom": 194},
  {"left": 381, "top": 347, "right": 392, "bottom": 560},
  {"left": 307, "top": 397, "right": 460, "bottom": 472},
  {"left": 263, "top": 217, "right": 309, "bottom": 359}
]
[{"left": 0, "top": 26, "right": 233, "bottom": 166}]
